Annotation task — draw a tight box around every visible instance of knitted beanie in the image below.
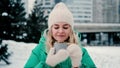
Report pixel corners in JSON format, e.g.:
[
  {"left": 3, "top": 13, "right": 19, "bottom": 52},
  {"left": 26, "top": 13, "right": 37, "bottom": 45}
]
[{"left": 48, "top": 2, "right": 74, "bottom": 29}]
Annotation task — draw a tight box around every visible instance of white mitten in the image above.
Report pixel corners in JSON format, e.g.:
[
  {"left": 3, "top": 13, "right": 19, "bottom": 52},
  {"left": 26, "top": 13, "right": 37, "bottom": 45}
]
[
  {"left": 46, "top": 48, "right": 69, "bottom": 67},
  {"left": 67, "top": 44, "right": 82, "bottom": 67}
]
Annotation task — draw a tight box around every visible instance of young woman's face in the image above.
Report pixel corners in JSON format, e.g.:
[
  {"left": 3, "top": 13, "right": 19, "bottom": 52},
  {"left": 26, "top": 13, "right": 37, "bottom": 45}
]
[{"left": 51, "top": 22, "right": 71, "bottom": 43}]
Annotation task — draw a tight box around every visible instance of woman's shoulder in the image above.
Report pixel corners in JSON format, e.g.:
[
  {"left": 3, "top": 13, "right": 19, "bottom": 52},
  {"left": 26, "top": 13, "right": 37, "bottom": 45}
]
[
  {"left": 81, "top": 47, "right": 87, "bottom": 52},
  {"left": 32, "top": 29, "right": 49, "bottom": 55},
  {"left": 79, "top": 46, "right": 88, "bottom": 56},
  {"left": 32, "top": 36, "right": 47, "bottom": 55},
  {"left": 41, "top": 29, "right": 48, "bottom": 38}
]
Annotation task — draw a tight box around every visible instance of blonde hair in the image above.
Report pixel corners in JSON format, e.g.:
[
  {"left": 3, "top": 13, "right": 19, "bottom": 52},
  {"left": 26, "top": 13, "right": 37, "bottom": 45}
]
[{"left": 46, "top": 27, "right": 78, "bottom": 52}]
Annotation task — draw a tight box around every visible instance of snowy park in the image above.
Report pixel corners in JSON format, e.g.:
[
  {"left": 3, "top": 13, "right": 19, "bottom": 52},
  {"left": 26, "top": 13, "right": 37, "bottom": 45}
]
[{"left": 0, "top": 40, "right": 120, "bottom": 68}]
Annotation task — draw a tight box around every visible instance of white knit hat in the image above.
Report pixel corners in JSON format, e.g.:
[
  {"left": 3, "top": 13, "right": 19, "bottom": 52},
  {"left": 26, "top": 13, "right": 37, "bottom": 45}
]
[{"left": 48, "top": 2, "right": 74, "bottom": 29}]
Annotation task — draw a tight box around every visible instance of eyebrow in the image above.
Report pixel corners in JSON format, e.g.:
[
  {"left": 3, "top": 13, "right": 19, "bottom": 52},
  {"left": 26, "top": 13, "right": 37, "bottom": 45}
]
[
  {"left": 54, "top": 24, "right": 59, "bottom": 26},
  {"left": 63, "top": 24, "right": 69, "bottom": 26},
  {"left": 54, "top": 24, "right": 70, "bottom": 26}
]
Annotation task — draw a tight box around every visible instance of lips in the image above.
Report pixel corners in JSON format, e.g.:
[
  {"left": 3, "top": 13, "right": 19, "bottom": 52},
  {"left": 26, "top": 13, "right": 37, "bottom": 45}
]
[{"left": 57, "top": 35, "right": 65, "bottom": 37}]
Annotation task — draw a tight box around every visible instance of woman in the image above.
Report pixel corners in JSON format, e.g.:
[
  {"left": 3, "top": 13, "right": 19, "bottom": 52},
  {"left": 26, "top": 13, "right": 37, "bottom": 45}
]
[{"left": 24, "top": 2, "right": 96, "bottom": 68}]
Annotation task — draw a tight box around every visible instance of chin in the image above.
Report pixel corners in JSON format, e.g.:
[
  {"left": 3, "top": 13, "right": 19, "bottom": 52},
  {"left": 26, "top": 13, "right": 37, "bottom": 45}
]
[{"left": 57, "top": 40, "right": 65, "bottom": 43}]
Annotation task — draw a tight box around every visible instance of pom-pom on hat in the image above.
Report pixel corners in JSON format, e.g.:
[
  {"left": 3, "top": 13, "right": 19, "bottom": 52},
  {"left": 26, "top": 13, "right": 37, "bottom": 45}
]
[{"left": 48, "top": 2, "right": 74, "bottom": 29}]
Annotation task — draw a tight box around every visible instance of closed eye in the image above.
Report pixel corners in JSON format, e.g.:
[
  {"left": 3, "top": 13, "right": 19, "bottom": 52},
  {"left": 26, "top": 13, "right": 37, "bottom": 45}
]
[
  {"left": 54, "top": 27, "right": 59, "bottom": 29},
  {"left": 63, "top": 26, "right": 69, "bottom": 29},
  {"left": 63, "top": 24, "right": 70, "bottom": 29}
]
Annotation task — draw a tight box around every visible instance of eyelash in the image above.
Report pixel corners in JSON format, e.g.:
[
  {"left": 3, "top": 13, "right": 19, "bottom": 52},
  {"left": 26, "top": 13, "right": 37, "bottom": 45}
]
[
  {"left": 54, "top": 27, "right": 68, "bottom": 29},
  {"left": 63, "top": 27, "right": 68, "bottom": 29},
  {"left": 54, "top": 27, "right": 59, "bottom": 29}
]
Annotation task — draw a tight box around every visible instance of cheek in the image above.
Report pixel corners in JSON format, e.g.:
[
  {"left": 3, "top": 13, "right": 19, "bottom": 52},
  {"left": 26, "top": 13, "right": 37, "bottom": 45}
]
[
  {"left": 66, "top": 32, "right": 70, "bottom": 38},
  {"left": 51, "top": 32, "right": 58, "bottom": 41},
  {"left": 66, "top": 29, "right": 71, "bottom": 36},
  {"left": 51, "top": 29, "right": 57, "bottom": 37}
]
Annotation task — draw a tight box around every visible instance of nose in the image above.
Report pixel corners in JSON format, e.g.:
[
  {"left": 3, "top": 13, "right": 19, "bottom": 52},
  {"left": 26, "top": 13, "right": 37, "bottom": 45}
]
[{"left": 58, "top": 28, "right": 64, "bottom": 33}]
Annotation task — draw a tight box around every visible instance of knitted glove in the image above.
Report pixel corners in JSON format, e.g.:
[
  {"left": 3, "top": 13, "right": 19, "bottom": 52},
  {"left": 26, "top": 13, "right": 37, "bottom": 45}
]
[
  {"left": 46, "top": 48, "right": 69, "bottom": 67},
  {"left": 67, "top": 44, "right": 82, "bottom": 67}
]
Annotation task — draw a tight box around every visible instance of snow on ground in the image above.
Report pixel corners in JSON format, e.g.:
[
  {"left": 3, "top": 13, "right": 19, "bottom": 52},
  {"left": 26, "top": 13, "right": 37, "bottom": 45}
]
[
  {"left": 0, "top": 40, "right": 37, "bottom": 68},
  {"left": 0, "top": 40, "right": 120, "bottom": 68},
  {"left": 85, "top": 46, "right": 120, "bottom": 68}
]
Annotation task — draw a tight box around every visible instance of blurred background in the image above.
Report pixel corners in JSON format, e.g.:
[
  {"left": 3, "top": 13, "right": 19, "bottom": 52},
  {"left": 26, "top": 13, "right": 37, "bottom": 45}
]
[{"left": 0, "top": 0, "right": 120, "bottom": 68}]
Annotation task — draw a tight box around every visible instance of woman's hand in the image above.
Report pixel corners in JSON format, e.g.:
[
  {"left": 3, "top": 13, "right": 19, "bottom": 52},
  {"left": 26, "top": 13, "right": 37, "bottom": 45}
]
[
  {"left": 46, "top": 48, "right": 69, "bottom": 67},
  {"left": 67, "top": 44, "right": 82, "bottom": 67},
  {"left": 46, "top": 43, "right": 82, "bottom": 67}
]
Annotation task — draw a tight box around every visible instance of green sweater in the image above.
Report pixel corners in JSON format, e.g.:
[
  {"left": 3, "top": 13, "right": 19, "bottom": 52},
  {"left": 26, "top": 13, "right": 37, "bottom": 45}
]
[{"left": 24, "top": 35, "right": 96, "bottom": 68}]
